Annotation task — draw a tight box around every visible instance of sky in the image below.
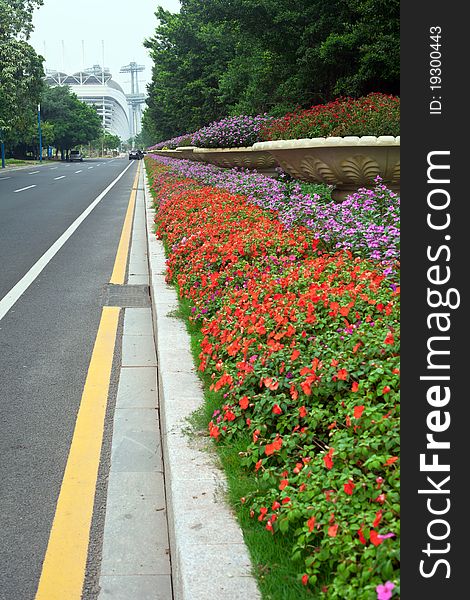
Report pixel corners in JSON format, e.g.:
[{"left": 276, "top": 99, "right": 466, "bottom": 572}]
[{"left": 29, "top": 0, "right": 181, "bottom": 95}]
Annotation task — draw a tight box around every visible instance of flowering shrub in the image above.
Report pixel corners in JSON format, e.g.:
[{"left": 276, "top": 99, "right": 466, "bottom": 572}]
[
  {"left": 148, "top": 133, "right": 193, "bottom": 150},
  {"left": 261, "top": 93, "right": 400, "bottom": 140},
  {"left": 146, "top": 158, "right": 400, "bottom": 599},
  {"left": 191, "top": 114, "right": 274, "bottom": 148},
  {"left": 149, "top": 154, "right": 399, "bottom": 278}
]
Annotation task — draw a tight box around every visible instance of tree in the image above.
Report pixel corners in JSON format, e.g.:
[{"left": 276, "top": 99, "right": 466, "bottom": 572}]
[
  {"left": 143, "top": 0, "right": 399, "bottom": 141},
  {"left": 133, "top": 122, "right": 154, "bottom": 149},
  {"left": 103, "top": 132, "right": 121, "bottom": 151},
  {"left": 0, "top": 1, "right": 45, "bottom": 135},
  {"left": 143, "top": 3, "right": 233, "bottom": 141},
  {"left": 40, "top": 86, "right": 102, "bottom": 159}
]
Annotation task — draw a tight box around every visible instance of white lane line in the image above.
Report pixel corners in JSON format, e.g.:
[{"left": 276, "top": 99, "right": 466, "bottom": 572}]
[
  {"left": 88, "top": 166, "right": 94, "bottom": 169},
  {"left": 54, "top": 176, "right": 66, "bottom": 180},
  {"left": 13, "top": 185, "right": 37, "bottom": 193},
  {"left": 0, "top": 161, "right": 134, "bottom": 322},
  {"left": 0, "top": 176, "right": 12, "bottom": 180},
  {"left": 75, "top": 170, "right": 83, "bottom": 173},
  {"left": 29, "top": 171, "right": 40, "bottom": 174},
  {"left": 50, "top": 167, "right": 58, "bottom": 170}
]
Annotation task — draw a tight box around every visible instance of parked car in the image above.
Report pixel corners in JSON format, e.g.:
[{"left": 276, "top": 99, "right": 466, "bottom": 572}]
[
  {"left": 129, "top": 149, "right": 143, "bottom": 160},
  {"left": 69, "top": 149, "right": 84, "bottom": 162}
]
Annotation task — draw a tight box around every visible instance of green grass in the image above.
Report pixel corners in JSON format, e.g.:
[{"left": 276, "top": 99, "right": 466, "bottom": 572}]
[{"left": 3, "top": 158, "right": 41, "bottom": 166}]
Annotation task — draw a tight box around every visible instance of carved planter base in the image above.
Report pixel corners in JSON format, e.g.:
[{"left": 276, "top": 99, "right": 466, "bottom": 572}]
[
  {"left": 192, "top": 146, "right": 280, "bottom": 177},
  {"left": 253, "top": 136, "right": 400, "bottom": 200},
  {"left": 175, "top": 146, "right": 205, "bottom": 161}
]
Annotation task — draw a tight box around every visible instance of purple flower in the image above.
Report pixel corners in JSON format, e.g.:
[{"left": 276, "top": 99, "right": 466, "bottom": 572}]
[{"left": 376, "top": 581, "right": 395, "bottom": 600}]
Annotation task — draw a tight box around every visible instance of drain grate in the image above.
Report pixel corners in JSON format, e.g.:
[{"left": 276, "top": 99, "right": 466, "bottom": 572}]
[{"left": 102, "top": 284, "right": 151, "bottom": 307}]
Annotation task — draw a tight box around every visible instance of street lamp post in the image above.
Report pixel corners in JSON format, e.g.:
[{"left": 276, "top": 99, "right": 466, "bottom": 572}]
[
  {"left": 0, "top": 129, "right": 5, "bottom": 169},
  {"left": 37, "top": 104, "right": 43, "bottom": 162}
]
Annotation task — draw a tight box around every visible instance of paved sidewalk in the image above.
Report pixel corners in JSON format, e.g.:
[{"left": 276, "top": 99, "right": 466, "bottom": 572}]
[{"left": 98, "top": 169, "right": 173, "bottom": 599}]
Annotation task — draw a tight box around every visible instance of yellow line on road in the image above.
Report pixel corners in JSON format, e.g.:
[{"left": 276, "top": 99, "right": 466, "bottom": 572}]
[
  {"left": 35, "top": 306, "right": 120, "bottom": 600},
  {"left": 109, "top": 161, "right": 140, "bottom": 284},
  {"left": 35, "top": 162, "right": 140, "bottom": 599}
]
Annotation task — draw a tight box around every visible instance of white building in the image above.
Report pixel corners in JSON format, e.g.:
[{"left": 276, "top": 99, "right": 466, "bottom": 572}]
[{"left": 45, "top": 66, "right": 131, "bottom": 142}]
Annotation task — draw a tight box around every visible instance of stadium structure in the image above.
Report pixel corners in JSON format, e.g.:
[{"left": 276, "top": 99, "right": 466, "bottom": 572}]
[{"left": 44, "top": 65, "right": 133, "bottom": 142}]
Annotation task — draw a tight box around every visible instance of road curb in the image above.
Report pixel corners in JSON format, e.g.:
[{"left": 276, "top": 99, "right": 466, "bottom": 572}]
[{"left": 142, "top": 167, "right": 261, "bottom": 600}]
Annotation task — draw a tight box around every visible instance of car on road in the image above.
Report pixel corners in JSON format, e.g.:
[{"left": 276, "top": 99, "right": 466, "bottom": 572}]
[
  {"left": 69, "top": 150, "right": 84, "bottom": 162},
  {"left": 129, "top": 149, "right": 143, "bottom": 160}
]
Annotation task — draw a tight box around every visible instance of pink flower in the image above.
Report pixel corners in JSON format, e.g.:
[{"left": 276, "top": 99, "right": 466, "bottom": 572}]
[
  {"left": 376, "top": 581, "right": 395, "bottom": 600},
  {"left": 378, "top": 532, "right": 396, "bottom": 540}
]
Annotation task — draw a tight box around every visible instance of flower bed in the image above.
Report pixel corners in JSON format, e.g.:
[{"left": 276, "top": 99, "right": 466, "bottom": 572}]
[
  {"left": 261, "top": 93, "right": 400, "bottom": 140},
  {"left": 191, "top": 114, "right": 273, "bottom": 148},
  {"left": 148, "top": 133, "right": 193, "bottom": 150},
  {"left": 148, "top": 154, "right": 399, "bottom": 278},
  {"left": 146, "top": 157, "right": 400, "bottom": 599}
]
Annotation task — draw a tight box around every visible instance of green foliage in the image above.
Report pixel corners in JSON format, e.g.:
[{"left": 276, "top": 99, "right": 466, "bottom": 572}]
[
  {"left": 0, "top": 0, "right": 44, "bottom": 41},
  {"left": 40, "top": 86, "right": 102, "bottom": 152},
  {"left": 102, "top": 132, "right": 121, "bottom": 151},
  {"left": 143, "top": 0, "right": 399, "bottom": 144},
  {"left": 0, "top": 11, "right": 44, "bottom": 134}
]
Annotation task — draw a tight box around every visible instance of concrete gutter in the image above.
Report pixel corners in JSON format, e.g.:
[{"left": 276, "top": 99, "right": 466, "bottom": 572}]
[{"left": 142, "top": 166, "right": 261, "bottom": 600}]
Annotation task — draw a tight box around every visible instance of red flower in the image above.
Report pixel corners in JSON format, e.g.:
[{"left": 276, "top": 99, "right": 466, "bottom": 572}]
[
  {"left": 265, "top": 436, "right": 283, "bottom": 456},
  {"left": 343, "top": 479, "right": 355, "bottom": 495},
  {"left": 373, "top": 510, "right": 383, "bottom": 528},
  {"left": 328, "top": 524, "right": 339, "bottom": 537},
  {"left": 351, "top": 381, "right": 359, "bottom": 392},
  {"left": 224, "top": 410, "right": 236, "bottom": 421},
  {"left": 370, "top": 530, "right": 383, "bottom": 546},
  {"left": 323, "top": 447, "right": 334, "bottom": 470},
  {"left": 263, "top": 377, "right": 279, "bottom": 391},
  {"left": 279, "top": 479, "right": 289, "bottom": 490},
  {"left": 336, "top": 368, "right": 348, "bottom": 380},
  {"left": 239, "top": 395, "right": 249, "bottom": 409},
  {"left": 272, "top": 404, "right": 282, "bottom": 415},
  {"left": 301, "top": 574, "right": 309, "bottom": 586},
  {"left": 290, "top": 349, "right": 300, "bottom": 361},
  {"left": 384, "top": 332, "right": 395, "bottom": 345},
  {"left": 353, "top": 405, "right": 365, "bottom": 419},
  {"left": 298, "top": 405, "right": 307, "bottom": 418},
  {"left": 255, "top": 459, "right": 262, "bottom": 471},
  {"left": 384, "top": 456, "right": 398, "bottom": 466},
  {"left": 382, "top": 386, "right": 391, "bottom": 395},
  {"left": 209, "top": 421, "right": 220, "bottom": 439},
  {"left": 307, "top": 516, "right": 316, "bottom": 532}
]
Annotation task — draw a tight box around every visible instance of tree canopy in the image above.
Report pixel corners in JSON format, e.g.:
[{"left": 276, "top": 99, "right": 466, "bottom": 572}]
[
  {"left": 40, "top": 86, "right": 102, "bottom": 155},
  {"left": 143, "top": 0, "right": 399, "bottom": 143},
  {"left": 0, "top": 0, "right": 45, "bottom": 134}
]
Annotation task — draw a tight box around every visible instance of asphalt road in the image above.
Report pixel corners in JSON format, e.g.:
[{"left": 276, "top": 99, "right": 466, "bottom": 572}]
[{"left": 0, "top": 157, "right": 138, "bottom": 600}]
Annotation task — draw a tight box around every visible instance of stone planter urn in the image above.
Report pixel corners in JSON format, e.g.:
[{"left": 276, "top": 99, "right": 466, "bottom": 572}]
[
  {"left": 174, "top": 146, "right": 205, "bottom": 161},
  {"left": 192, "top": 146, "right": 280, "bottom": 177},
  {"left": 150, "top": 149, "right": 186, "bottom": 159},
  {"left": 253, "top": 136, "right": 400, "bottom": 200}
]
